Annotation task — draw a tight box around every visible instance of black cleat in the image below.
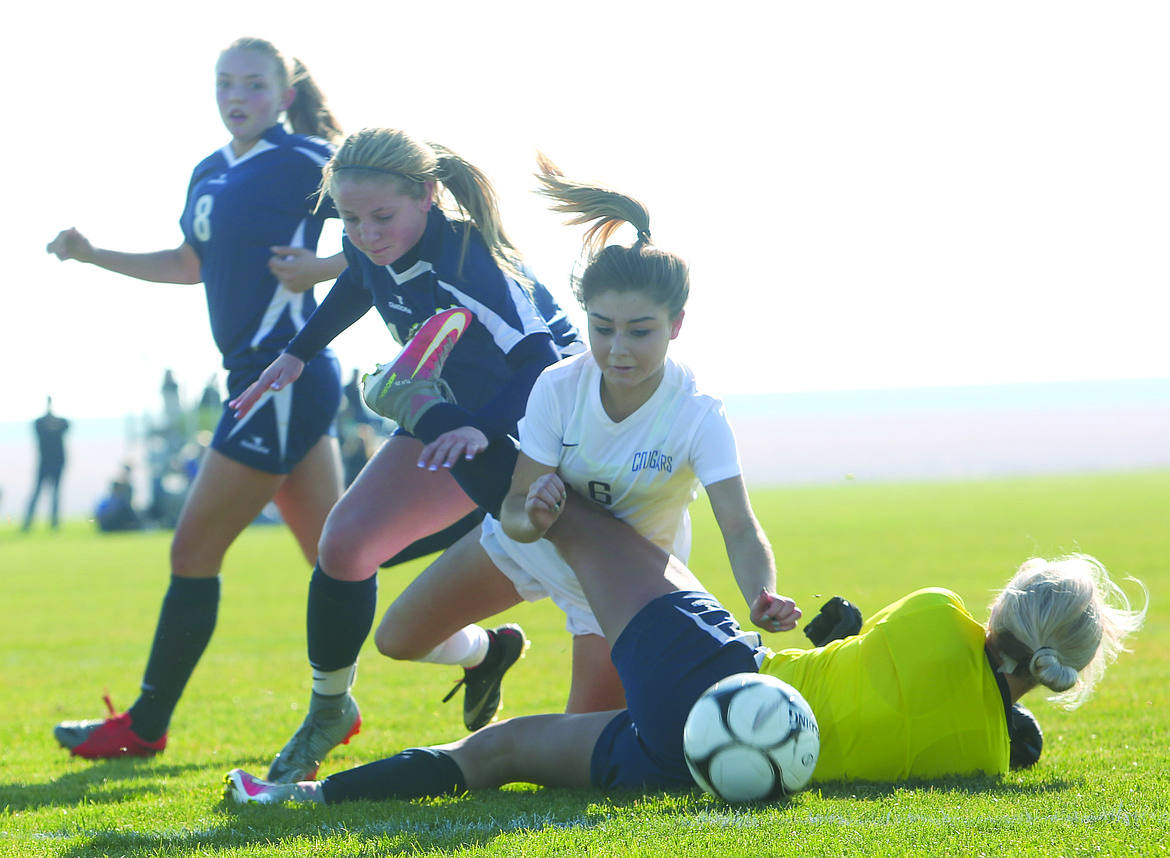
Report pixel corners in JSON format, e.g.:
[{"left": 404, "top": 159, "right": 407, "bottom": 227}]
[{"left": 443, "top": 624, "right": 529, "bottom": 731}]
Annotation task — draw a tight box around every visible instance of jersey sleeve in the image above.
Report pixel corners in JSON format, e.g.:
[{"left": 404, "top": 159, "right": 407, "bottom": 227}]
[
  {"left": 438, "top": 234, "right": 557, "bottom": 356},
  {"left": 463, "top": 333, "right": 558, "bottom": 440},
  {"left": 289, "top": 134, "right": 337, "bottom": 218},
  {"left": 690, "top": 401, "right": 743, "bottom": 487},
  {"left": 178, "top": 158, "right": 216, "bottom": 255},
  {"left": 517, "top": 366, "right": 567, "bottom": 468},
  {"left": 284, "top": 263, "right": 373, "bottom": 362}
]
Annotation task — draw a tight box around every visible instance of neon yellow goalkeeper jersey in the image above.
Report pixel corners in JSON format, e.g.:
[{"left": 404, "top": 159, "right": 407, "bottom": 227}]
[{"left": 760, "top": 588, "right": 1011, "bottom": 782}]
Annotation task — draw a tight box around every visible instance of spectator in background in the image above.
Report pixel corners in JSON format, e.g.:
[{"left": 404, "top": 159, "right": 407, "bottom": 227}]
[
  {"left": 161, "top": 369, "right": 183, "bottom": 450},
  {"left": 22, "top": 396, "right": 69, "bottom": 532},
  {"left": 200, "top": 375, "right": 222, "bottom": 410},
  {"left": 97, "top": 464, "right": 143, "bottom": 532},
  {"left": 198, "top": 375, "right": 223, "bottom": 433}
]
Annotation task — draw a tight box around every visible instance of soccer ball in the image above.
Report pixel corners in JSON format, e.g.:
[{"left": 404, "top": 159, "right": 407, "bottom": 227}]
[{"left": 683, "top": 672, "right": 819, "bottom": 803}]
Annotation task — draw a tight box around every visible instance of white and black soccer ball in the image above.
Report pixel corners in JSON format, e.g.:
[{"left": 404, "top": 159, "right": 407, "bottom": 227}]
[{"left": 683, "top": 672, "right": 819, "bottom": 803}]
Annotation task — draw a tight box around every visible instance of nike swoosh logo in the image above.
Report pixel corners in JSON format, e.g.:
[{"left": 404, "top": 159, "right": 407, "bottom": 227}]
[
  {"left": 561, "top": 443, "right": 579, "bottom": 447},
  {"left": 409, "top": 312, "right": 470, "bottom": 379}
]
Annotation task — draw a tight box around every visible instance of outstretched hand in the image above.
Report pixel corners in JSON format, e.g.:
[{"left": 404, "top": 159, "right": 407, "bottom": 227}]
[
  {"left": 47, "top": 228, "right": 95, "bottom": 263},
  {"left": 417, "top": 426, "right": 489, "bottom": 471},
  {"left": 229, "top": 353, "right": 305, "bottom": 418},
  {"left": 750, "top": 589, "right": 801, "bottom": 634}
]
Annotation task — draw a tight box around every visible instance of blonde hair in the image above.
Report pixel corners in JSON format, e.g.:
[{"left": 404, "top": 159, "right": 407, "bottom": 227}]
[
  {"left": 534, "top": 153, "right": 689, "bottom": 317},
  {"left": 323, "top": 128, "right": 524, "bottom": 283},
  {"left": 222, "top": 38, "right": 343, "bottom": 142},
  {"left": 988, "top": 554, "right": 1147, "bottom": 709}
]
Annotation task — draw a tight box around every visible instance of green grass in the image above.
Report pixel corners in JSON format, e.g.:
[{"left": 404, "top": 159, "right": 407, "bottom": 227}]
[{"left": 2, "top": 470, "right": 1168, "bottom": 857}]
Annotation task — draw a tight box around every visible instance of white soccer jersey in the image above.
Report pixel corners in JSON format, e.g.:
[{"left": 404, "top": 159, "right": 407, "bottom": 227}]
[{"left": 480, "top": 352, "right": 742, "bottom": 636}]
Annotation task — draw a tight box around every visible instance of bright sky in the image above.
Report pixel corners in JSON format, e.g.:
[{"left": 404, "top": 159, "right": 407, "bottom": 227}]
[{"left": 5, "top": 0, "right": 1168, "bottom": 424}]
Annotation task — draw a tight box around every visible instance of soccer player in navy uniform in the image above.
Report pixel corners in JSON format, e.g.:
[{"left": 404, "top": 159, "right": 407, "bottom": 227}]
[
  {"left": 230, "top": 127, "right": 583, "bottom": 782},
  {"left": 47, "top": 38, "right": 348, "bottom": 759}
]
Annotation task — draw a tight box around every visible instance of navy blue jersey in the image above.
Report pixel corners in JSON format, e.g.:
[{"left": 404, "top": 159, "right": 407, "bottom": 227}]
[
  {"left": 180, "top": 124, "right": 337, "bottom": 370},
  {"left": 287, "top": 207, "right": 582, "bottom": 437}
]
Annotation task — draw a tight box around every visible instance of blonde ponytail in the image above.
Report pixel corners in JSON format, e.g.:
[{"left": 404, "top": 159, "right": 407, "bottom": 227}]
[{"left": 324, "top": 129, "right": 525, "bottom": 283}]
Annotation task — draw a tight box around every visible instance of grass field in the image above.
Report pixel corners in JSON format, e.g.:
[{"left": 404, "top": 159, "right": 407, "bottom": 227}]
[{"left": 2, "top": 471, "right": 1167, "bottom": 857}]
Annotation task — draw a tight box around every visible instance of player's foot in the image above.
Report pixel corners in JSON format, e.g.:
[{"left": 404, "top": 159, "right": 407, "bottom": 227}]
[
  {"left": 265, "top": 692, "right": 361, "bottom": 783},
  {"left": 53, "top": 695, "right": 167, "bottom": 759},
  {"left": 224, "top": 768, "right": 316, "bottom": 805},
  {"left": 442, "top": 624, "right": 529, "bottom": 732},
  {"left": 362, "top": 308, "right": 472, "bottom": 432}
]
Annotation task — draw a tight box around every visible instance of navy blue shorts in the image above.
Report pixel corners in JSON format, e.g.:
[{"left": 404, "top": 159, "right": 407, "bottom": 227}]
[
  {"left": 590, "top": 591, "right": 765, "bottom": 791},
  {"left": 213, "top": 353, "right": 342, "bottom": 475}
]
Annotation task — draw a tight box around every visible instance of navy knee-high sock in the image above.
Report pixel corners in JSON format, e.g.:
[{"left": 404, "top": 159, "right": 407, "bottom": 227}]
[
  {"left": 129, "top": 576, "right": 220, "bottom": 741},
  {"left": 321, "top": 748, "right": 466, "bottom": 802},
  {"left": 307, "top": 564, "right": 378, "bottom": 673}
]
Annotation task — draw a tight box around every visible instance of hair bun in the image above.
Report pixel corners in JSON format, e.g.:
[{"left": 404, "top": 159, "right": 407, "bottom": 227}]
[{"left": 1030, "top": 646, "right": 1077, "bottom": 693}]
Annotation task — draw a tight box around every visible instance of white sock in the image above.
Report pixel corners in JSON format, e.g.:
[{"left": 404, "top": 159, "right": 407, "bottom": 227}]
[
  {"left": 415, "top": 625, "right": 490, "bottom": 668},
  {"left": 311, "top": 662, "right": 357, "bottom": 698}
]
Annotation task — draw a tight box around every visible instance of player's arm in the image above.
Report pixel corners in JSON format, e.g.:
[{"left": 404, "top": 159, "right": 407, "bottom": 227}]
[
  {"left": 46, "top": 228, "right": 201, "bottom": 284},
  {"left": 706, "top": 475, "right": 797, "bottom": 633},
  {"left": 499, "top": 452, "right": 563, "bottom": 543},
  {"left": 267, "top": 248, "right": 347, "bottom": 293},
  {"left": 231, "top": 266, "right": 371, "bottom": 418}
]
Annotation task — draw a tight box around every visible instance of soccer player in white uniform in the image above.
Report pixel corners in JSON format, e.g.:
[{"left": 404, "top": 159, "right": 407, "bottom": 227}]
[
  {"left": 370, "top": 156, "right": 786, "bottom": 734},
  {"left": 47, "top": 38, "right": 348, "bottom": 759}
]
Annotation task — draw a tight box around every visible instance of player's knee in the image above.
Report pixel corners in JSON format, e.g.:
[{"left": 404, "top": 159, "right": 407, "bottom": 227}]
[
  {"left": 317, "top": 519, "right": 379, "bottom": 579},
  {"left": 169, "top": 532, "right": 222, "bottom": 578},
  {"left": 373, "top": 623, "right": 412, "bottom": 660},
  {"left": 461, "top": 720, "right": 522, "bottom": 786}
]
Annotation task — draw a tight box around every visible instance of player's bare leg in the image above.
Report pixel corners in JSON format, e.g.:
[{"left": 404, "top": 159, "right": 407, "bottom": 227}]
[
  {"left": 566, "top": 633, "right": 625, "bottom": 713},
  {"left": 317, "top": 434, "right": 476, "bottom": 579},
  {"left": 57, "top": 449, "right": 291, "bottom": 759},
  {"left": 546, "top": 496, "right": 702, "bottom": 644},
  {"left": 374, "top": 527, "right": 522, "bottom": 659},
  {"left": 273, "top": 434, "right": 344, "bottom": 564},
  {"left": 438, "top": 710, "right": 617, "bottom": 790}
]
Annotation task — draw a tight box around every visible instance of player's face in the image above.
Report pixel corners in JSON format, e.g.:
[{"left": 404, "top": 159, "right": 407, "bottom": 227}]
[
  {"left": 215, "top": 48, "right": 294, "bottom": 154},
  {"left": 333, "top": 175, "right": 433, "bottom": 267},
  {"left": 586, "top": 290, "right": 684, "bottom": 407}
]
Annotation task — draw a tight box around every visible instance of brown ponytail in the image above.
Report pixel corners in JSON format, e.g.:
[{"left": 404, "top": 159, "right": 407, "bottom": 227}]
[{"left": 535, "top": 153, "right": 688, "bottom": 316}]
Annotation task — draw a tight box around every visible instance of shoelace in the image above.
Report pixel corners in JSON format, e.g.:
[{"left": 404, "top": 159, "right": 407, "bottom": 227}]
[
  {"left": 441, "top": 657, "right": 494, "bottom": 704},
  {"left": 441, "top": 634, "right": 501, "bottom": 704},
  {"left": 441, "top": 675, "right": 467, "bottom": 704}
]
